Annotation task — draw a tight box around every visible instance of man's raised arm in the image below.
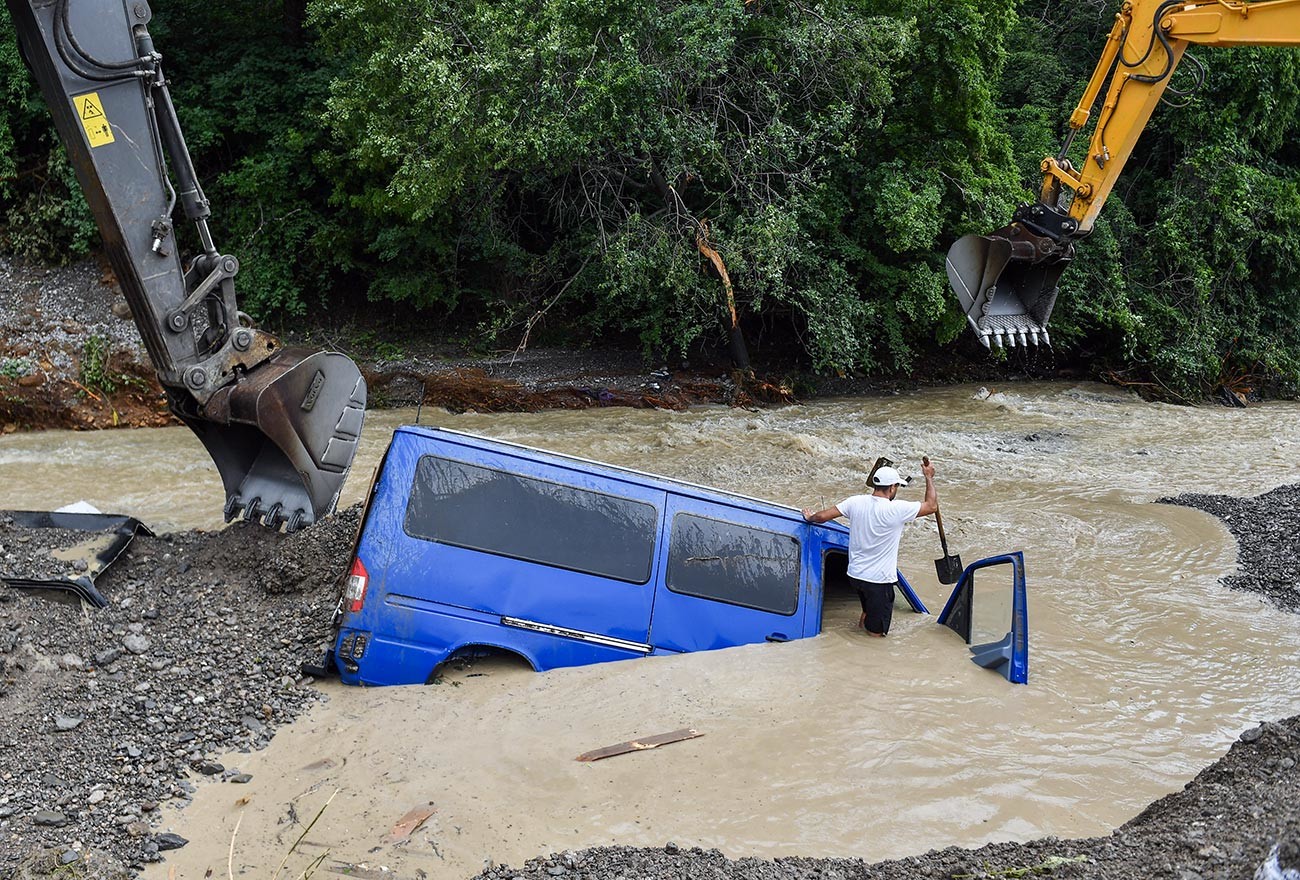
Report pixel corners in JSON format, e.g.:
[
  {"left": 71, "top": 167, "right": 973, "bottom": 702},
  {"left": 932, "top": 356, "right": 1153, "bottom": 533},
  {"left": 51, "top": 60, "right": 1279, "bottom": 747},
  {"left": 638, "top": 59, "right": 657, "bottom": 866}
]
[{"left": 917, "top": 458, "right": 939, "bottom": 518}]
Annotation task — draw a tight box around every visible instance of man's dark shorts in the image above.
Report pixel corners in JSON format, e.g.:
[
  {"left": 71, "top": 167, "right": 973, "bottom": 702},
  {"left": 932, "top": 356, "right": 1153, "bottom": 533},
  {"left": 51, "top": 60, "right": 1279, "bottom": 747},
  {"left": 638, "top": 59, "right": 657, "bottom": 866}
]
[{"left": 850, "top": 576, "right": 896, "bottom": 635}]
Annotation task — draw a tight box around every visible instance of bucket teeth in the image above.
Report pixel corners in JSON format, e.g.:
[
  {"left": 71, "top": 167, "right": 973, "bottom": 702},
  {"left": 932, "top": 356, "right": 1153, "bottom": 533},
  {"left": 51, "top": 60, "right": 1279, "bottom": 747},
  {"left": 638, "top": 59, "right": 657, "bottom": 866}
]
[
  {"left": 970, "top": 317, "right": 1048, "bottom": 349},
  {"left": 222, "top": 495, "right": 310, "bottom": 532}
]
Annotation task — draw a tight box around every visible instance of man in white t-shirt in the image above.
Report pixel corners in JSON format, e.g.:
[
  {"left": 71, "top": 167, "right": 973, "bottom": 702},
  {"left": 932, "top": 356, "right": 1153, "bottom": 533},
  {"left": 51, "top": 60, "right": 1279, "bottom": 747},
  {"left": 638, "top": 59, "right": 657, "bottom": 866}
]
[{"left": 801, "top": 459, "right": 938, "bottom": 636}]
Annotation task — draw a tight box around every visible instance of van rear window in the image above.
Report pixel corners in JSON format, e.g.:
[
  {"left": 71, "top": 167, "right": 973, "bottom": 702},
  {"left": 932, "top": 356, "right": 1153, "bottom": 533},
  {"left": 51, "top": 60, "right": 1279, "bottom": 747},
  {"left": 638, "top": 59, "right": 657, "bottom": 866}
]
[
  {"left": 666, "top": 514, "right": 800, "bottom": 615},
  {"left": 404, "top": 456, "right": 658, "bottom": 584}
]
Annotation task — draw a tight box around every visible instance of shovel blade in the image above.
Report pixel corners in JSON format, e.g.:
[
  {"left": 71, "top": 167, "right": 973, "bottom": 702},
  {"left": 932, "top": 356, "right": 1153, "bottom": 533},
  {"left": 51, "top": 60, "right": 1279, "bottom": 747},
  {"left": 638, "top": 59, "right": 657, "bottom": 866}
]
[{"left": 935, "top": 554, "right": 964, "bottom": 585}]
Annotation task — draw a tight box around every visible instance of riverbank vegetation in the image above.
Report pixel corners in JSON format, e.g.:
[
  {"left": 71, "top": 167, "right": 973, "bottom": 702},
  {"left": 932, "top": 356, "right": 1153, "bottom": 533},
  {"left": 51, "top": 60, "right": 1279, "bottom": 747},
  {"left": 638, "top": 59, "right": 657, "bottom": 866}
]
[{"left": 0, "top": 0, "right": 1298, "bottom": 400}]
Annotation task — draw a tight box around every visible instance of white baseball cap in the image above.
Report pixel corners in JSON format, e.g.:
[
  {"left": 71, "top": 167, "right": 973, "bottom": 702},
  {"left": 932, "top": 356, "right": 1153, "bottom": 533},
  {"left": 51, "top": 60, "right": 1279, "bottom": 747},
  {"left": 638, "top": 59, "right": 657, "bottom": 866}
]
[{"left": 871, "top": 466, "right": 909, "bottom": 488}]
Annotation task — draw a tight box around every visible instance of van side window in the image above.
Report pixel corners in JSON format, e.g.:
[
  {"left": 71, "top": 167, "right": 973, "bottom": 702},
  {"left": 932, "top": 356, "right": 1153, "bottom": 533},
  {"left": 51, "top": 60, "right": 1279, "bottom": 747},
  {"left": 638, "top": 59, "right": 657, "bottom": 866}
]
[
  {"left": 404, "top": 456, "right": 659, "bottom": 584},
  {"left": 665, "top": 513, "right": 800, "bottom": 615}
]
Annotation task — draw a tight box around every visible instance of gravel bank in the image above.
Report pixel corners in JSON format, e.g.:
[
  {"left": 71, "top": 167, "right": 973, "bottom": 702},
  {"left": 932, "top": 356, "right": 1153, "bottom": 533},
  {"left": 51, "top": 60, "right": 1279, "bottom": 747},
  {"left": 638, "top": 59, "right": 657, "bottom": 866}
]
[
  {"left": 0, "top": 507, "right": 359, "bottom": 875},
  {"left": 1161, "top": 484, "right": 1300, "bottom": 613}
]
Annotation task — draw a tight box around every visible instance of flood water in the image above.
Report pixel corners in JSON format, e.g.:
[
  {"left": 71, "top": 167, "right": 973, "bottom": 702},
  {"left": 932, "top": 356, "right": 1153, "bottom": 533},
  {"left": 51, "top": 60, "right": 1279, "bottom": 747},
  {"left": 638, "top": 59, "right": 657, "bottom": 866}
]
[{"left": 4, "top": 382, "right": 1300, "bottom": 877}]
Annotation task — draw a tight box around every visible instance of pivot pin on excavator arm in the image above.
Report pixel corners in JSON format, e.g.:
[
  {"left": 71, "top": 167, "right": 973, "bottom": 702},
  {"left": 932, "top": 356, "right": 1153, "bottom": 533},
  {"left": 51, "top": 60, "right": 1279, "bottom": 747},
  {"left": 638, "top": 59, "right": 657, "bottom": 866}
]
[
  {"left": 947, "top": 0, "right": 1300, "bottom": 349},
  {"left": 6, "top": 0, "right": 366, "bottom": 530}
]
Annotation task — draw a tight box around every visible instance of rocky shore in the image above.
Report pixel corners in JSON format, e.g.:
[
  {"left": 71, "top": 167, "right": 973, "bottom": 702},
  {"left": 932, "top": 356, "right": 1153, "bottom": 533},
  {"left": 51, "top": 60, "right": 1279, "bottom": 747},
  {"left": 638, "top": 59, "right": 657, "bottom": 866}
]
[{"left": 0, "top": 508, "right": 360, "bottom": 876}]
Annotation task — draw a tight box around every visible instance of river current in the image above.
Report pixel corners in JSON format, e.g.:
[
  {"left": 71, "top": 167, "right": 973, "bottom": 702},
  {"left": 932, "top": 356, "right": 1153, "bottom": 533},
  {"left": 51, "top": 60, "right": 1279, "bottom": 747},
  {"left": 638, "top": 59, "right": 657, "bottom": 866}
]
[{"left": 3, "top": 381, "right": 1298, "bottom": 876}]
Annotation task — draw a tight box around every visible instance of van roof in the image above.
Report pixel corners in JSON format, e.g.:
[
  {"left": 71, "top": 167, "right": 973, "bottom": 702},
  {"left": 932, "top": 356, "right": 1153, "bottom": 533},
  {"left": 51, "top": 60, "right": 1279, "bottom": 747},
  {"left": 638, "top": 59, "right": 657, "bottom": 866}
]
[{"left": 393, "top": 425, "right": 847, "bottom": 532}]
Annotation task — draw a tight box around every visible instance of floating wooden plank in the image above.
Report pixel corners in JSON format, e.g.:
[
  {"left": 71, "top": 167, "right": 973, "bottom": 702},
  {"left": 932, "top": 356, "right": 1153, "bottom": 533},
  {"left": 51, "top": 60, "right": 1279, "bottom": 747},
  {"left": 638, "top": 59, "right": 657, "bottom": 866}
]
[
  {"left": 385, "top": 804, "right": 436, "bottom": 843},
  {"left": 575, "top": 728, "right": 703, "bottom": 762}
]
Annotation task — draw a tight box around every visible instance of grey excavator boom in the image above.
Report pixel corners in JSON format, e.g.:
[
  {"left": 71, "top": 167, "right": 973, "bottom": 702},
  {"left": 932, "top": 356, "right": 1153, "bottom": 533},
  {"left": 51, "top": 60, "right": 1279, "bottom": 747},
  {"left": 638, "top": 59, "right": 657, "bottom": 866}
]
[{"left": 5, "top": 0, "right": 366, "bottom": 531}]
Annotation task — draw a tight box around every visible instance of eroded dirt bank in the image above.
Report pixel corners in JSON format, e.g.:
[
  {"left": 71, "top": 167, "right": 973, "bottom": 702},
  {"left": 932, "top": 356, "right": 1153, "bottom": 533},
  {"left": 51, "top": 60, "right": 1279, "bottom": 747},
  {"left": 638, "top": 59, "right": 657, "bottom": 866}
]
[
  {"left": 0, "top": 256, "right": 799, "bottom": 434},
  {"left": 1, "top": 256, "right": 1080, "bottom": 434}
]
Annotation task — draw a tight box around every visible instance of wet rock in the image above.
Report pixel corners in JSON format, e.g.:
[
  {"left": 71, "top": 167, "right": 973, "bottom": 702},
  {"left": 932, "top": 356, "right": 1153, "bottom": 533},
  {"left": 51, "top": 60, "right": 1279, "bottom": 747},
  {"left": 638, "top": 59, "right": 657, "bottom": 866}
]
[
  {"left": 154, "top": 833, "right": 188, "bottom": 851},
  {"left": 193, "top": 761, "right": 224, "bottom": 776},
  {"left": 230, "top": 773, "right": 253, "bottom": 784}
]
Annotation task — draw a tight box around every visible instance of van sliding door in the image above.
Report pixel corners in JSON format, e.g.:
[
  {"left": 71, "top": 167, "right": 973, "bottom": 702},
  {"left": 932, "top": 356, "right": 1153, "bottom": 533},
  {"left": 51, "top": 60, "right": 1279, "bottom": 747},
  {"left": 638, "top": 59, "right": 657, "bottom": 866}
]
[{"left": 648, "top": 496, "right": 804, "bottom": 653}]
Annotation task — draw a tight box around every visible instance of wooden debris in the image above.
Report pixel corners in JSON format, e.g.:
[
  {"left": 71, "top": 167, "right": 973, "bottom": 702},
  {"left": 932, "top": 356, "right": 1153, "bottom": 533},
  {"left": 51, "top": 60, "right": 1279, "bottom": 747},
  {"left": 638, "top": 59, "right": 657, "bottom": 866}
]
[
  {"left": 576, "top": 728, "right": 703, "bottom": 762},
  {"left": 385, "top": 804, "right": 437, "bottom": 843}
]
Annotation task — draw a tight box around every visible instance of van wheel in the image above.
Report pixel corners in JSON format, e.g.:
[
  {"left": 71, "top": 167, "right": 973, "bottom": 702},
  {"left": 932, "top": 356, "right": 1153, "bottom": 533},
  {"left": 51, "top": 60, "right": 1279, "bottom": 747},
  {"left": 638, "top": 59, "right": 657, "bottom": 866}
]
[{"left": 427, "top": 646, "right": 535, "bottom": 684}]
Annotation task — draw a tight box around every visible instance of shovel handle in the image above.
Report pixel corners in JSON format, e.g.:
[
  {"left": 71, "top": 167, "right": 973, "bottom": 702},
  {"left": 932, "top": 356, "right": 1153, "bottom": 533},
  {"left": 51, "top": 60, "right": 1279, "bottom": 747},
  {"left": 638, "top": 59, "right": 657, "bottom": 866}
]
[{"left": 922, "top": 456, "right": 951, "bottom": 555}]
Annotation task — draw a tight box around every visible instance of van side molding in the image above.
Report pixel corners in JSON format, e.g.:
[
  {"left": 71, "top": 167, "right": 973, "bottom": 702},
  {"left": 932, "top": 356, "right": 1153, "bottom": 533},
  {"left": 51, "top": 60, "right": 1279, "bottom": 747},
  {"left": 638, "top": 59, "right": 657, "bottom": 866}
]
[{"left": 501, "top": 616, "right": 654, "bottom": 655}]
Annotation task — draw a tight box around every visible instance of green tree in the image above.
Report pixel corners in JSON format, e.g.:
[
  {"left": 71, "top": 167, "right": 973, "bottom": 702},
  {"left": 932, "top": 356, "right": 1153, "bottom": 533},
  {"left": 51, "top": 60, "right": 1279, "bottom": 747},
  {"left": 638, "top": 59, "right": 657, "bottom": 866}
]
[{"left": 312, "top": 0, "right": 1020, "bottom": 370}]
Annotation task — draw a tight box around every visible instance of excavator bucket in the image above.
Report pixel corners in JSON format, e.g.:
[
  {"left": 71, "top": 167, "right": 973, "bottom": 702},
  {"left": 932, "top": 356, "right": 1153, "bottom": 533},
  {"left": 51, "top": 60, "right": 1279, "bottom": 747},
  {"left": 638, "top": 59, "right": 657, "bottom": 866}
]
[
  {"left": 945, "top": 224, "right": 1072, "bottom": 348},
  {"left": 180, "top": 350, "right": 367, "bottom": 532}
]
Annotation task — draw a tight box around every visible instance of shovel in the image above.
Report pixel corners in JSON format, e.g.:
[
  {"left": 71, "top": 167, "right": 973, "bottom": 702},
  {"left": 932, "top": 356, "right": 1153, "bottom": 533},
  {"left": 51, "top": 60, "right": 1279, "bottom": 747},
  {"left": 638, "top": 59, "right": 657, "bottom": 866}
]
[{"left": 922, "top": 456, "right": 963, "bottom": 584}]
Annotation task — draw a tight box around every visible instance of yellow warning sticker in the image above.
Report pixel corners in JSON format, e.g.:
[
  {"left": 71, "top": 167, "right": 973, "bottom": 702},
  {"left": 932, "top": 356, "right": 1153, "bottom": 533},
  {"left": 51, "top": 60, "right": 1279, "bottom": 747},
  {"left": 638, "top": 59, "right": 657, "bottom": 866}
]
[{"left": 73, "top": 92, "right": 115, "bottom": 148}]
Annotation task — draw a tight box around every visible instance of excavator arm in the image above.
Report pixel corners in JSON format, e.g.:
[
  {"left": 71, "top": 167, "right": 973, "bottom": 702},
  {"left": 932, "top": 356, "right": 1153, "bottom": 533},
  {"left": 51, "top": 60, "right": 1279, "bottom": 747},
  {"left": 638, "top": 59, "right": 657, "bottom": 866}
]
[
  {"left": 6, "top": 0, "right": 366, "bottom": 530},
  {"left": 947, "top": 0, "right": 1300, "bottom": 349}
]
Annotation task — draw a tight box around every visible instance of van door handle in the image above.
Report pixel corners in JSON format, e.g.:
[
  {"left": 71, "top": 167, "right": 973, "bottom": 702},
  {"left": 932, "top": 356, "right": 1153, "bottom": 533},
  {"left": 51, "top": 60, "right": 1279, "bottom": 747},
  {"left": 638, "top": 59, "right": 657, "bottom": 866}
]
[{"left": 766, "top": 632, "right": 789, "bottom": 642}]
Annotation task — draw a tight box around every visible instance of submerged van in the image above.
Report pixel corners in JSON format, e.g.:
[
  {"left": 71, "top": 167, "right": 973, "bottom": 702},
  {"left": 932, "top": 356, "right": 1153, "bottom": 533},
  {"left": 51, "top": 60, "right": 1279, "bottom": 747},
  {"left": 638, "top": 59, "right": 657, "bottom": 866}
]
[{"left": 327, "top": 426, "right": 931, "bottom": 686}]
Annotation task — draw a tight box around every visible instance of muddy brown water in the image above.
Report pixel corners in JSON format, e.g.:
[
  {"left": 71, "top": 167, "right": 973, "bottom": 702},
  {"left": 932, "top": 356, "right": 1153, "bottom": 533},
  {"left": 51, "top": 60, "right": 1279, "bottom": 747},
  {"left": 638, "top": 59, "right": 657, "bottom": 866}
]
[{"left": 3, "top": 382, "right": 1300, "bottom": 877}]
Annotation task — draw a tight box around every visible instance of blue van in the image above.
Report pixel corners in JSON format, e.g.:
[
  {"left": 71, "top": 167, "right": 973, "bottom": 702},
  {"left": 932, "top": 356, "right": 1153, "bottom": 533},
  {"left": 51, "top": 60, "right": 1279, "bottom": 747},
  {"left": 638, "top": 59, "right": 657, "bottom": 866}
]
[{"left": 328, "top": 426, "right": 930, "bottom": 686}]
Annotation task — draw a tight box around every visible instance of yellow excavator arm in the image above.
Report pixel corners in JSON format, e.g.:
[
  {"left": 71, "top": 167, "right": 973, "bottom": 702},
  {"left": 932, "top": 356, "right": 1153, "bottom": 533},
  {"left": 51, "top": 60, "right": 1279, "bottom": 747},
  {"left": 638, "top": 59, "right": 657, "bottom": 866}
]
[{"left": 947, "top": 0, "right": 1300, "bottom": 349}]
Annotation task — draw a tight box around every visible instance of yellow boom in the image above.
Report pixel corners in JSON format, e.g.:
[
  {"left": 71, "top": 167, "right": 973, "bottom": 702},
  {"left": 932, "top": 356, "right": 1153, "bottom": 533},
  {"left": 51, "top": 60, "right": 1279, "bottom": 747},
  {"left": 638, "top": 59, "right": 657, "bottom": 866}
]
[{"left": 947, "top": 0, "right": 1300, "bottom": 348}]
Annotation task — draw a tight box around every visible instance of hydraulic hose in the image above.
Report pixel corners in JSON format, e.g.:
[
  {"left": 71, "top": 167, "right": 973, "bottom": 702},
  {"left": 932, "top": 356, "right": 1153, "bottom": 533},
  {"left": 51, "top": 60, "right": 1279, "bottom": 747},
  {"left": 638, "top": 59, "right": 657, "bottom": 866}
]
[
  {"left": 57, "top": 0, "right": 138, "bottom": 69},
  {"left": 1120, "top": 0, "right": 1185, "bottom": 84},
  {"left": 52, "top": 0, "right": 138, "bottom": 82}
]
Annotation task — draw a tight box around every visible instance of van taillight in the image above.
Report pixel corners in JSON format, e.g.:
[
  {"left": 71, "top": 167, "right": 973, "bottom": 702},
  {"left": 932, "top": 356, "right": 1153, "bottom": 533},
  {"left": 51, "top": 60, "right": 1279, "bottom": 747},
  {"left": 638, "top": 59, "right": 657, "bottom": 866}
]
[{"left": 344, "top": 557, "right": 369, "bottom": 613}]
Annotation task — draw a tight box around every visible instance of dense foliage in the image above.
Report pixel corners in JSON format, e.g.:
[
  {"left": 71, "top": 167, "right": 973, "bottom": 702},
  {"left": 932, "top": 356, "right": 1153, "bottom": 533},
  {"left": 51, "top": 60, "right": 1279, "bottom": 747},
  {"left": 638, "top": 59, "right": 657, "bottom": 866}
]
[{"left": 0, "top": 0, "right": 1298, "bottom": 396}]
